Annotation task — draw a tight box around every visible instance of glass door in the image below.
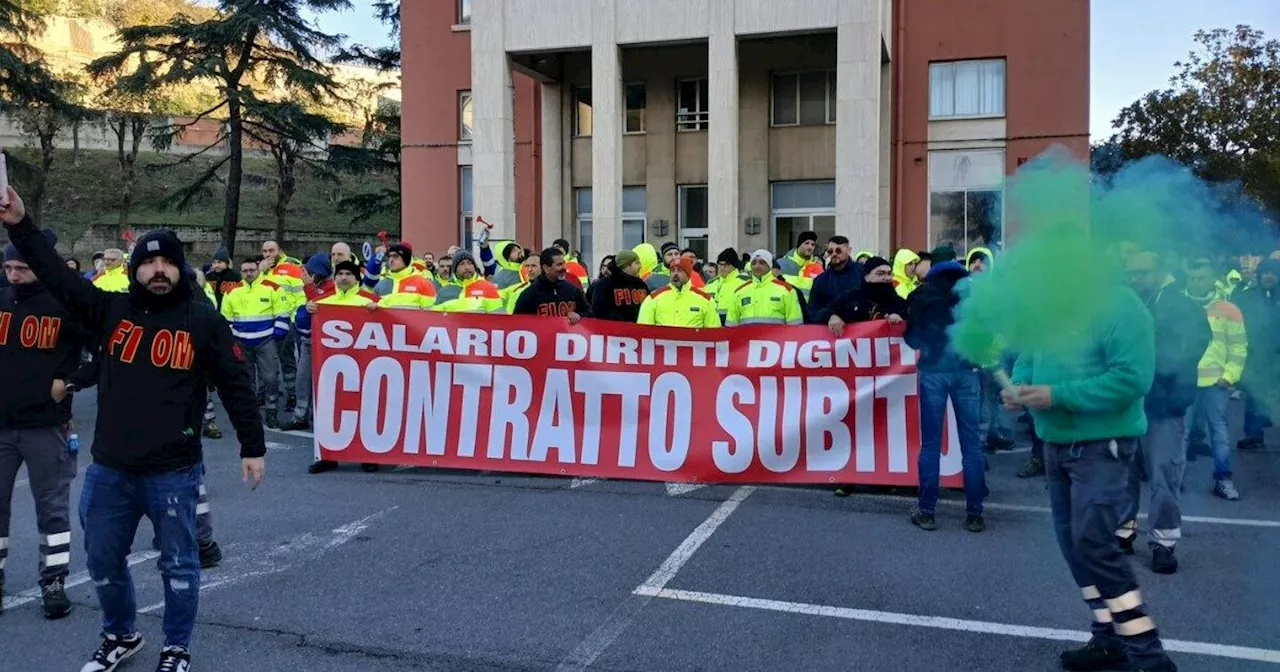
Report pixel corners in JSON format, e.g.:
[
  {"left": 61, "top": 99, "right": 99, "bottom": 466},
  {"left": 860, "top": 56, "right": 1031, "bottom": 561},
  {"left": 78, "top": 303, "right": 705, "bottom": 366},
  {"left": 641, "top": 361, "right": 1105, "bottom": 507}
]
[{"left": 680, "top": 230, "right": 709, "bottom": 263}]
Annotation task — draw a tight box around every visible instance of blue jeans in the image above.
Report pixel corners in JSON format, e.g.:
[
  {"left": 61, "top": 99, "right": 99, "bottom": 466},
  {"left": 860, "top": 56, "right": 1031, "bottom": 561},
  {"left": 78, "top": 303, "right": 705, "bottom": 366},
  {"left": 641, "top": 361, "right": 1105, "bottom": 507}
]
[
  {"left": 80, "top": 463, "right": 201, "bottom": 648},
  {"left": 917, "top": 370, "right": 986, "bottom": 515},
  {"left": 1183, "top": 385, "right": 1232, "bottom": 480}
]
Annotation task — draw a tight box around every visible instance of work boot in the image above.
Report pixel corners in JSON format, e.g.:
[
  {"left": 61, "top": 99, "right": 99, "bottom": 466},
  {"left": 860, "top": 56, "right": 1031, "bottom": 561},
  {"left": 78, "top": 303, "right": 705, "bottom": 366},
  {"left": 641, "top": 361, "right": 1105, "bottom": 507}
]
[
  {"left": 285, "top": 395, "right": 297, "bottom": 414},
  {"left": 1118, "top": 534, "right": 1135, "bottom": 555},
  {"left": 1213, "top": 479, "right": 1240, "bottom": 501},
  {"left": 202, "top": 420, "right": 222, "bottom": 440},
  {"left": 42, "top": 578, "right": 72, "bottom": 619},
  {"left": 1060, "top": 639, "right": 1127, "bottom": 671},
  {"left": 308, "top": 460, "right": 338, "bottom": 474},
  {"left": 281, "top": 416, "right": 310, "bottom": 432},
  {"left": 964, "top": 514, "right": 986, "bottom": 533},
  {"left": 198, "top": 540, "right": 222, "bottom": 569},
  {"left": 1151, "top": 545, "right": 1178, "bottom": 574},
  {"left": 264, "top": 412, "right": 280, "bottom": 430},
  {"left": 1016, "top": 456, "right": 1045, "bottom": 478},
  {"left": 910, "top": 509, "right": 937, "bottom": 531},
  {"left": 1237, "top": 436, "right": 1263, "bottom": 451},
  {"left": 985, "top": 437, "right": 1016, "bottom": 453}
]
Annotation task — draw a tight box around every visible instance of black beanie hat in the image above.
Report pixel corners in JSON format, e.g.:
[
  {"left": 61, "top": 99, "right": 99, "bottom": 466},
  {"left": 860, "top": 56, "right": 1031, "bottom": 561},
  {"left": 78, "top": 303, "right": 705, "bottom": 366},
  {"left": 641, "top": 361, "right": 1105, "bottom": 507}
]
[
  {"left": 797, "top": 231, "right": 818, "bottom": 245},
  {"left": 660, "top": 241, "right": 680, "bottom": 256},
  {"left": 333, "top": 260, "right": 361, "bottom": 277},
  {"left": 716, "top": 247, "right": 740, "bottom": 267},
  {"left": 130, "top": 230, "right": 186, "bottom": 271},
  {"left": 4, "top": 230, "right": 57, "bottom": 263},
  {"left": 862, "top": 255, "right": 891, "bottom": 274},
  {"left": 388, "top": 243, "right": 413, "bottom": 266}
]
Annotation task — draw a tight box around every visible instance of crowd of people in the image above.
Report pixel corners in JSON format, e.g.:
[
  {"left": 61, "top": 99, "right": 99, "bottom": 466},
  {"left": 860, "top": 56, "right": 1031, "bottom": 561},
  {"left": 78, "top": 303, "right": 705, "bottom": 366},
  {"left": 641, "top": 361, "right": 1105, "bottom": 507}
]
[{"left": 2, "top": 173, "right": 1278, "bottom": 671}]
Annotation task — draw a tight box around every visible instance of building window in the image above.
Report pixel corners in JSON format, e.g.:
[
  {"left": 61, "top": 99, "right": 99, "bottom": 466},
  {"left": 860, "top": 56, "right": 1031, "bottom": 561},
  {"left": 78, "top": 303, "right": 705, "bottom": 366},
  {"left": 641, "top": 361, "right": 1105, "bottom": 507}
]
[
  {"left": 460, "top": 165, "right": 474, "bottom": 249},
  {"left": 458, "top": 0, "right": 472, "bottom": 25},
  {"left": 576, "top": 187, "right": 647, "bottom": 271},
  {"left": 459, "top": 91, "right": 473, "bottom": 142},
  {"left": 678, "top": 185, "right": 709, "bottom": 262},
  {"left": 573, "top": 85, "right": 592, "bottom": 137},
  {"left": 770, "top": 181, "right": 836, "bottom": 253},
  {"left": 929, "top": 59, "right": 1005, "bottom": 119},
  {"left": 771, "top": 71, "right": 836, "bottom": 126},
  {"left": 677, "top": 78, "right": 709, "bottom": 132},
  {"left": 927, "top": 149, "right": 1004, "bottom": 255},
  {"left": 625, "top": 82, "right": 646, "bottom": 134}
]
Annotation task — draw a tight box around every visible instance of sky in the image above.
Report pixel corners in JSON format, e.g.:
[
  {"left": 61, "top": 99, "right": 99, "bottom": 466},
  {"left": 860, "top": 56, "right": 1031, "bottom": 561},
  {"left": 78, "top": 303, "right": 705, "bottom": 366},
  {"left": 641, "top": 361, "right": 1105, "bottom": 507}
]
[{"left": 305, "top": 0, "right": 1280, "bottom": 140}]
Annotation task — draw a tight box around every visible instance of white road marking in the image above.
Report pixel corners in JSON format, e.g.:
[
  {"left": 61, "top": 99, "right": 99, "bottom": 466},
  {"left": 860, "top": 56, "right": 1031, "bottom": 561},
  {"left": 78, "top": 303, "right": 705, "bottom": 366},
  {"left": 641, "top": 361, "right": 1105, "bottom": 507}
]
[
  {"left": 635, "top": 587, "right": 1280, "bottom": 664},
  {"left": 265, "top": 427, "right": 315, "bottom": 439},
  {"left": 570, "top": 478, "right": 598, "bottom": 489},
  {"left": 136, "top": 509, "right": 397, "bottom": 615},
  {"left": 665, "top": 483, "right": 707, "bottom": 496},
  {"left": 1, "top": 551, "right": 160, "bottom": 611},
  {"left": 265, "top": 441, "right": 300, "bottom": 453},
  {"left": 557, "top": 486, "right": 755, "bottom": 671},
  {"left": 848, "top": 493, "right": 1280, "bottom": 529}
]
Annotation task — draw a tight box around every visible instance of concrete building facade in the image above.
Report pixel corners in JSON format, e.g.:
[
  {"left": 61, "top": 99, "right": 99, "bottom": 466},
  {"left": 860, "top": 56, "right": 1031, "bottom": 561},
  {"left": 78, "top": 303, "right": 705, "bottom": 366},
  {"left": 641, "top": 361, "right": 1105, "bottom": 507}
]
[{"left": 401, "top": 0, "right": 1089, "bottom": 270}]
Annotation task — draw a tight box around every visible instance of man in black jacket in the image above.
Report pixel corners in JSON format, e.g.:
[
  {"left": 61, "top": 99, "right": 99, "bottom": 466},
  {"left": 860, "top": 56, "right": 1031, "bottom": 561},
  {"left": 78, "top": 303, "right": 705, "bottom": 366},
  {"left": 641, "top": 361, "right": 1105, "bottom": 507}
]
[
  {"left": 904, "top": 260, "right": 987, "bottom": 532},
  {"left": 1, "top": 186, "right": 266, "bottom": 672},
  {"left": 513, "top": 247, "right": 590, "bottom": 322},
  {"left": 1117, "top": 252, "right": 1211, "bottom": 574},
  {"left": 0, "top": 230, "right": 85, "bottom": 620},
  {"left": 589, "top": 249, "right": 649, "bottom": 322}
]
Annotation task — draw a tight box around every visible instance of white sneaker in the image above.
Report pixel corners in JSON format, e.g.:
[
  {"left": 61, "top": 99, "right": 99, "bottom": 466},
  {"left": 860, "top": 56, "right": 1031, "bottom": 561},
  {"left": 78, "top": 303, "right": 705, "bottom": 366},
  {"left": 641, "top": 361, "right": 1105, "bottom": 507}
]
[
  {"left": 1214, "top": 479, "right": 1241, "bottom": 501},
  {"left": 81, "top": 633, "right": 145, "bottom": 672}
]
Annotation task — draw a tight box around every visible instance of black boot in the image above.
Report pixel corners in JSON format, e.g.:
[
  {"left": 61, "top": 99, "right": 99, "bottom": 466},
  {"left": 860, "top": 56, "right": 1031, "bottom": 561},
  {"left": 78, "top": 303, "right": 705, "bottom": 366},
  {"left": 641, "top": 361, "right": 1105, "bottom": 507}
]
[
  {"left": 41, "top": 578, "right": 72, "bottom": 619},
  {"left": 1151, "top": 545, "right": 1178, "bottom": 574},
  {"left": 308, "top": 460, "right": 338, "bottom": 474},
  {"left": 1118, "top": 534, "right": 1135, "bottom": 555},
  {"left": 199, "top": 540, "right": 223, "bottom": 569},
  {"left": 1060, "top": 639, "right": 1127, "bottom": 671},
  {"left": 285, "top": 395, "right": 297, "bottom": 414},
  {"left": 264, "top": 412, "right": 280, "bottom": 430},
  {"left": 281, "top": 417, "right": 310, "bottom": 432},
  {"left": 203, "top": 420, "right": 222, "bottom": 440}
]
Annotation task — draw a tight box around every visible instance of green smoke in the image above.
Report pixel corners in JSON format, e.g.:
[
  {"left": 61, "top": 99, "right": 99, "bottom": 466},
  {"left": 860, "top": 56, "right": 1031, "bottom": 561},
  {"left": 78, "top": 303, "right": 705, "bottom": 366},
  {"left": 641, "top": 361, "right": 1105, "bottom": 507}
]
[{"left": 951, "top": 145, "right": 1275, "bottom": 368}]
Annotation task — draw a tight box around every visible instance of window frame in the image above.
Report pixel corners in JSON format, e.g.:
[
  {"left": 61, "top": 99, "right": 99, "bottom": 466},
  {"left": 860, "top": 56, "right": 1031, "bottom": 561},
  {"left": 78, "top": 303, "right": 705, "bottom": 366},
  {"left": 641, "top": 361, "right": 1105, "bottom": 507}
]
[
  {"left": 459, "top": 90, "right": 473, "bottom": 142},
  {"left": 458, "top": 0, "right": 472, "bottom": 25},
  {"left": 459, "top": 165, "right": 474, "bottom": 249},
  {"left": 927, "top": 58, "right": 1006, "bottom": 121},
  {"left": 676, "top": 78, "right": 710, "bottom": 132},
  {"left": 624, "top": 82, "right": 646, "bottom": 135},
  {"left": 572, "top": 85, "right": 592, "bottom": 137},
  {"left": 769, "top": 180, "right": 837, "bottom": 253},
  {"left": 575, "top": 187, "right": 649, "bottom": 271},
  {"left": 925, "top": 149, "right": 1006, "bottom": 256},
  {"left": 770, "top": 70, "right": 837, "bottom": 127}
]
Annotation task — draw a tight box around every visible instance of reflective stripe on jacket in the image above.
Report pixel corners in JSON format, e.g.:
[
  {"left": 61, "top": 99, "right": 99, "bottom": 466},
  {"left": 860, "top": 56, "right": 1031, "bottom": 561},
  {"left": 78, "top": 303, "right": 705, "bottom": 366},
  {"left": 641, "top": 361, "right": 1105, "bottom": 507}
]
[
  {"left": 432, "top": 277, "right": 505, "bottom": 314},
  {"left": 725, "top": 275, "right": 804, "bottom": 327},
  {"left": 636, "top": 284, "right": 720, "bottom": 328},
  {"left": 221, "top": 277, "right": 289, "bottom": 347}
]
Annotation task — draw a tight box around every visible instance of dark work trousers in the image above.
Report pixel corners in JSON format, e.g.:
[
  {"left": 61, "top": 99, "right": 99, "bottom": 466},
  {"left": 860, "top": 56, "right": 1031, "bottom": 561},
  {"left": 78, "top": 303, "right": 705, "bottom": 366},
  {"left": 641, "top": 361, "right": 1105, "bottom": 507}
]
[
  {"left": 0, "top": 427, "right": 76, "bottom": 587},
  {"left": 1044, "top": 438, "right": 1167, "bottom": 668},
  {"left": 275, "top": 326, "right": 297, "bottom": 401},
  {"left": 1119, "top": 418, "right": 1185, "bottom": 549}
]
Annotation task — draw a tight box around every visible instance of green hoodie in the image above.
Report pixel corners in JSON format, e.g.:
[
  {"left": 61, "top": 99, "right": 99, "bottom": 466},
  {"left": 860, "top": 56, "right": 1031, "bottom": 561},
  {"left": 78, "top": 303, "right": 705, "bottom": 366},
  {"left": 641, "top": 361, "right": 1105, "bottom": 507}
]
[{"left": 1010, "top": 286, "right": 1155, "bottom": 443}]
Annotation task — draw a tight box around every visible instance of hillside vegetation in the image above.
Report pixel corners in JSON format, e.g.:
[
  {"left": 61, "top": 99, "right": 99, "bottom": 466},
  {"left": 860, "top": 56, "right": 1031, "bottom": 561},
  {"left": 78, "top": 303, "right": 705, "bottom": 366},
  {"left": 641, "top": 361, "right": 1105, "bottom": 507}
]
[{"left": 7, "top": 147, "right": 396, "bottom": 244}]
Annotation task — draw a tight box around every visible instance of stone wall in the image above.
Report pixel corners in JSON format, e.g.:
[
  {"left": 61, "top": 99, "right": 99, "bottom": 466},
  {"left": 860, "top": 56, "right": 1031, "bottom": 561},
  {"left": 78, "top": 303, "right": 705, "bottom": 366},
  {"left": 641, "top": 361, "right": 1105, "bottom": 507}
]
[{"left": 53, "top": 225, "right": 380, "bottom": 267}]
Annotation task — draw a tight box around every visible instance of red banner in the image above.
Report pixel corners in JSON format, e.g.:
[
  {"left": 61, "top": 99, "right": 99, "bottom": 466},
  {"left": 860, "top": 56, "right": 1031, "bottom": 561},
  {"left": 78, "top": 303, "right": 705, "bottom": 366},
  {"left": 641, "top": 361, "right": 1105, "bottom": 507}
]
[{"left": 312, "top": 307, "right": 965, "bottom": 487}]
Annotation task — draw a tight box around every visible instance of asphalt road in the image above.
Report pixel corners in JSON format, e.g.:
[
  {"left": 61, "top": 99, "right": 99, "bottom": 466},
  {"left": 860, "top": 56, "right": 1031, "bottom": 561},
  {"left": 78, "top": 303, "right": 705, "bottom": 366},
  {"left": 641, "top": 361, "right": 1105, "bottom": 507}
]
[{"left": 1, "top": 393, "right": 1277, "bottom": 672}]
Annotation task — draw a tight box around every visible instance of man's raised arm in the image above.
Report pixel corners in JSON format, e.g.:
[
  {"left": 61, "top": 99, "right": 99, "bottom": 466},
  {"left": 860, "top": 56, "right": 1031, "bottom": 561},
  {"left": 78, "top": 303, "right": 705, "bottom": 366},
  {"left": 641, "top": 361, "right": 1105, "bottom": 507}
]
[{"left": 0, "top": 186, "right": 111, "bottom": 325}]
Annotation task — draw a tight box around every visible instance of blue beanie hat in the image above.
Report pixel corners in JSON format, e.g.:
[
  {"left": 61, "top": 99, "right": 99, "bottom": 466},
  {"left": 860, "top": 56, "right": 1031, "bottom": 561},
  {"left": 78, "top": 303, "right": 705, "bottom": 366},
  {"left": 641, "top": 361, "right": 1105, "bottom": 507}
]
[
  {"left": 4, "top": 230, "right": 58, "bottom": 264},
  {"left": 305, "top": 253, "right": 332, "bottom": 280}
]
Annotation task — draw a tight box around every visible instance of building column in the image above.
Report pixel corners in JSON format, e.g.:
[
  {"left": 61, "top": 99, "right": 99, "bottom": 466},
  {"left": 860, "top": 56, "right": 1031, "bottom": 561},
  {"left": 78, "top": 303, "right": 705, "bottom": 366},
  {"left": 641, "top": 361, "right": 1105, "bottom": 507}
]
[
  {"left": 540, "top": 82, "right": 564, "bottom": 249},
  {"left": 471, "top": 0, "right": 516, "bottom": 244},
  {"left": 707, "top": 0, "right": 739, "bottom": 258},
  {"left": 836, "top": 0, "right": 882, "bottom": 252},
  {"left": 589, "top": 0, "right": 621, "bottom": 271}
]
